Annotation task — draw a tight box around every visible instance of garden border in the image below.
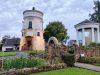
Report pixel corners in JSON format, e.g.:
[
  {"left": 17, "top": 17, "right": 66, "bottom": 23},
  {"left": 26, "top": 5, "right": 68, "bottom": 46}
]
[{"left": 0, "top": 63, "right": 67, "bottom": 75}]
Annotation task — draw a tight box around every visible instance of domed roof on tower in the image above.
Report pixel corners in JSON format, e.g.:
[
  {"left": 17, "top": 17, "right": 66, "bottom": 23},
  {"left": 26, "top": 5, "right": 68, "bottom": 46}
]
[{"left": 23, "top": 7, "right": 43, "bottom": 15}]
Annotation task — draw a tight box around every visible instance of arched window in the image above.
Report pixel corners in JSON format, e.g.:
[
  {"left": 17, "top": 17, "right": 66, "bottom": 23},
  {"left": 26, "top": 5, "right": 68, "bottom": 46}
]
[
  {"left": 37, "top": 32, "right": 40, "bottom": 36},
  {"left": 28, "top": 21, "right": 32, "bottom": 29},
  {"left": 22, "top": 32, "right": 23, "bottom": 36}
]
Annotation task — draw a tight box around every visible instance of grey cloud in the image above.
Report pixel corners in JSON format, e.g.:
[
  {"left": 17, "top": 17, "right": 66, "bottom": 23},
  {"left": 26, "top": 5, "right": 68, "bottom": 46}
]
[{"left": 0, "top": 0, "right": 94, "bottom": 39}]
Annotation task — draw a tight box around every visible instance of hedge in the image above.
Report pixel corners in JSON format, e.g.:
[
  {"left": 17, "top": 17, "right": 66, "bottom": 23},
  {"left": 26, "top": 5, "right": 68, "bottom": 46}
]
[
  {"left": 78, "top": 56, "right": 100, "bottom": 64},
  {"left": 61, "top": 53, "right": 75, "bottom": 67}
]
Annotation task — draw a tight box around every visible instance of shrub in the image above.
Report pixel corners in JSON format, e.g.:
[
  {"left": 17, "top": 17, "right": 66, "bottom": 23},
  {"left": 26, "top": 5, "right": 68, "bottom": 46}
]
[
  {"left": 61, "top": 53, "right": 75, "bottom": 67},
  {"left": 87, "top": 42, "right": 100, "bottom": 47},
  {"left": 68, "top": 46, "right": 74, "bottom": 54},
  {"left": 96, "top": 43, "right": 100, "bottom": 46},
  {"left": 3, "top": 57, "right": 45, "bottom": 70},
  {"left": 88, "top": 42, "right": 97, "bottom": 47},
  {"left": 26, "top": 50, "right": 46, "bottom": 55},
  {"left": 95, "top": 64, "right": 100, "bottom": 66},
  {"left": 78, "top": 56, "right": 100, "bottom": 64}
]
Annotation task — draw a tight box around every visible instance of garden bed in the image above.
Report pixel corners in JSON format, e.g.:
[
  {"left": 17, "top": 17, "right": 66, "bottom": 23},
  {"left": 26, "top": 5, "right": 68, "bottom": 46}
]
[
  {"left": 3, "top": 57, "right": 45, "bottom": 70},
  {"left": 0, "top": 63, "right": 67, "bottom": 75},
  {"left": 78, "top": 56, "right": 100, "bottom": 64}
]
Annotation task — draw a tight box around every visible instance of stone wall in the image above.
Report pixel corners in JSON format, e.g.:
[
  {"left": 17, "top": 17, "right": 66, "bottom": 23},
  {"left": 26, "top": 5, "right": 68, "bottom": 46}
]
[{"left": 75, "top": 47, "right": 100, "bottom": 57}]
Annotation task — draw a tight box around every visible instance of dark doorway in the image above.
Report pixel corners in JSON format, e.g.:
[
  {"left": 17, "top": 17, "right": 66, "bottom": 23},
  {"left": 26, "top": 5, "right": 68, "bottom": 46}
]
[
  {"left": 27, "top": 41, "right": 32, "bottom": 50},
  {"left": 25, "top": 36, "right": 32, "bottom": 50}
]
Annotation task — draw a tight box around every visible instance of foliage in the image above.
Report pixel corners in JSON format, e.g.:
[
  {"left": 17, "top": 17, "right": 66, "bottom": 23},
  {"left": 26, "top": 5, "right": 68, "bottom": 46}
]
[
  {"left": 3, "top": 57, "right": 45, "bottom": 70},
  {"left": 78, "top": 56, "right": 100, "bottom": 64},
  {"left": 68, "top": 46, "right": 75, "bottom": 54},
  {"left": 26, "top": 50, "right": 46, "bottom": 54},
  {"left": 96, "top": 43, "right": 100, "bottom": 46},
  {"left": 0, "top": 44, "right": 2, "bottom": 50},
  {"left": 44, "top": 21, "right": 69, "bottom": 42},
  {"left": 0, "top": 52, "right": 16, "bottom": 56},
  {"left": 31, "top": 67, "right": 100, "bottom": 75},
  {"left": 95, "top": 63, "right": 100, "bottom": 66},
  {"left": 53, "top": 57, "right": 63, "bottom": 64},
  {"left": 89, "top": 0, "right": 100, "bottom": 22},
  {"left": 2, "top": 35, "right": 10, "bottom": 44},
  {"left": 61, "top": 53, "right": 75, "bottom": 67},
  {"left": 61, "top": 45, "right": 75, "bottom": 66},
  {"left": 88, "top": 42, "right": 100, "bottom": 47},
  {"left": 88, "top": 42, "right": 97, "bottom": 47}
]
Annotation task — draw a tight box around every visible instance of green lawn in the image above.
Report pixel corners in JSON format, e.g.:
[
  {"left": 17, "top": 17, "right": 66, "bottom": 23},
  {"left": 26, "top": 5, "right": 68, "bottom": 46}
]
[
  {"left": 0, "top": 52, "right": 16, "bottom": 56},
  {"left": 31, "top": 67, "right": 100, "bottom": 75}
]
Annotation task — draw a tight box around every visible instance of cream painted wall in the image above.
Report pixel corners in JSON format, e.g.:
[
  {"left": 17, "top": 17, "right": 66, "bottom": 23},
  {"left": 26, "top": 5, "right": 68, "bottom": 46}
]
[{"left": 20, "top": 9, "right": 45, "bottom": 50}]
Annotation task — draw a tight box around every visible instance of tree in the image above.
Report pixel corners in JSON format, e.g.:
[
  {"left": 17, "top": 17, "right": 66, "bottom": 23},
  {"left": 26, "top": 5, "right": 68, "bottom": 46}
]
[
  {"left": 44, "top": 21, "right": 69, "bottom": 42},
  {"left": 2, "top": 35, "right": 10, "bottom": 44},
  {"left": 89, "top": 0, "right": 100, "bottom": 22}
]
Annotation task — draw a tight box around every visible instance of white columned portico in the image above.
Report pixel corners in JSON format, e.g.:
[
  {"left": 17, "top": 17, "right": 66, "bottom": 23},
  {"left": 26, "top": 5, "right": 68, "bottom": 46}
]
[
  {"left": 97, "top": 28, "right": 100, "bottom": 43},
  {"left": 76, "top": 29, "right": 79, "bottom": 45},
  {"left": 82, "top": 28, "right": 85, "bottom": 45},
  {"left": 74, "top": 19, "right": 100, "bottom": 46},
  {"left": 91, "top": 27, "right": 95, "bottom": 42}
]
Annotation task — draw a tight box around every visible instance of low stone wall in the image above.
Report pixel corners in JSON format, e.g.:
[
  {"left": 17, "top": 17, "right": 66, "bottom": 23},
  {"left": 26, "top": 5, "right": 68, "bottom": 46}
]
[
  {"left": 0, "top": 63, "right": 67, "bottom": 75},
  {"left": 76, "top": 47, "right": 100, "bottom": 57}
]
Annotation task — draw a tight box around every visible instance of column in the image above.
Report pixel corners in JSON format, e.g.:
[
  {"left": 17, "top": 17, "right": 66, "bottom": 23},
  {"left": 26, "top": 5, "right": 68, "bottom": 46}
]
[
  {"left": 97, "top": 28, "right": 100, "bottom": 43},
  {"left": 76, "top": 29, "right": 79, "bottom": 45},
  {"left": 82, "top": 28, "right": 85, "bottom": 45},
  {"left": 92, "top": 27, "right": 95, "bottom": 42}
]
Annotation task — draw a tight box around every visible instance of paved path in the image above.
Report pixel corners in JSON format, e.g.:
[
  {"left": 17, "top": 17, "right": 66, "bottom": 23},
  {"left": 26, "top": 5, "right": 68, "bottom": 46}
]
[{"left": 75, "top": 62, "right": 100, "bottom": 72}]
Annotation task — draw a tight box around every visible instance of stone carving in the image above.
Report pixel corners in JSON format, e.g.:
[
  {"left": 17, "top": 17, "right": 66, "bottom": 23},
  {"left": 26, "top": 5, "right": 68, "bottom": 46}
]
[{"left": 46, "top": 37, "right": 68, "bottom": 64}]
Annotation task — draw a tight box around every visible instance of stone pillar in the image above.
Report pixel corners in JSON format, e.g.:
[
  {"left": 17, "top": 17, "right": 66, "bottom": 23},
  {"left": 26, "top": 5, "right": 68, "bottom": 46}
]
[
  {"left": 76, "top": 29, "right": 79, "bottom": 45},
  {"left": 82, "top": 28, "right": 85, "bottom": 45},
  {"left": 97, "top": 28, "right": 100, "bottom": 43},
  {"left": 92, "top": 27, "right": 95, "bottom": 42}
]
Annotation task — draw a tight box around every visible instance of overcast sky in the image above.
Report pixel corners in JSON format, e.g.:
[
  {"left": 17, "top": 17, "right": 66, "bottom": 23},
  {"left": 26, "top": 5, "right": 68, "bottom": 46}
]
[{"left": 0, "top": 0, "right": 95, "bottom": 40}]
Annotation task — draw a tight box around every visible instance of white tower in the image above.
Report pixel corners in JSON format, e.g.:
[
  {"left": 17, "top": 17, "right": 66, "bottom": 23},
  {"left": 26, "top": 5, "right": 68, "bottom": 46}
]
[{"left": 20, "top": 7, "right": 45, "bottom": 50}]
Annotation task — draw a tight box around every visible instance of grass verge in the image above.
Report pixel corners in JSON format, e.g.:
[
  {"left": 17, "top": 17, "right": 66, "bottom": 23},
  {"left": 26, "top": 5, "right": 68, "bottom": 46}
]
[
  {"left": 0, "top": 52, "right": 16, "bottom": 56},
  {"left": 31, "top": 67, "right": 100, "bottom": 75}
]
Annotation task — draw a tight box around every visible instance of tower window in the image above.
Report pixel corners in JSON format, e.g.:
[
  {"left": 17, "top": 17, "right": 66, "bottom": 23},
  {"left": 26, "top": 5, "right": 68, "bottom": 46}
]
[
  {"left": 22, "top": 32, "right": 23, "bottom": 36},
  {"left": 28, "top": 21, "right": 32, "bottom": 29},
  {"left": 37, "top": 32, "right": 40, "bottom": 36}
]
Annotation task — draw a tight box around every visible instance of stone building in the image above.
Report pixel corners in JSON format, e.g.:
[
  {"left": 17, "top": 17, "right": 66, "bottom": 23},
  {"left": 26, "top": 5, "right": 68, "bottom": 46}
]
[
  {"left": 20, "top": 7, "right": 45, "bottom": 50},
  {"left": 74, "top": 19, "right": 100, "bottom": 46}
]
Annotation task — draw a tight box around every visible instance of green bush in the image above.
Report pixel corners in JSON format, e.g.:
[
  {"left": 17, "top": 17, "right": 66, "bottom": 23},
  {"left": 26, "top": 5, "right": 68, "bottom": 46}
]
[
  {"left": 79, "top": 56, "right": 100, "bottom": 64},
  {"left": 61, "top": 53, "right": 75, "bottom": 67},
  {"left": 88, "top": 42, "right": 97, "bottom": 47},
  {"left": 80, "top": 57, "right": 96, "bottom": 63},
  {"left": 95, "top": 64, "right": 100, "bottom": 66},
  {"left": 3, "top": 57, "right": 45, "bottom": 70},
  {"left": 96, "top": 43, "right": 100, "bottom": 46},
  {"left": 89, "top": 42, "right": 100, "bottom": 46}
]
